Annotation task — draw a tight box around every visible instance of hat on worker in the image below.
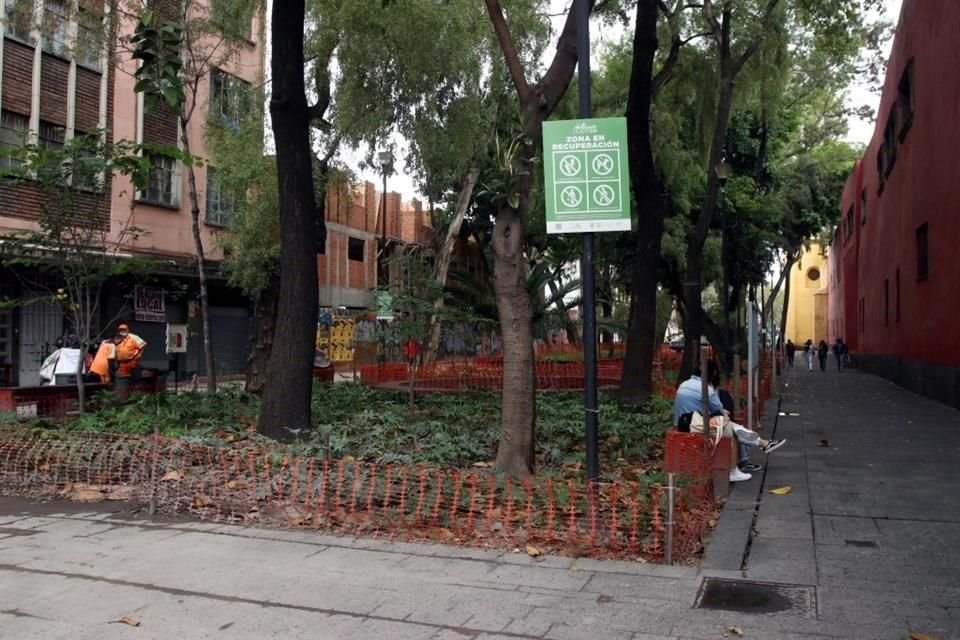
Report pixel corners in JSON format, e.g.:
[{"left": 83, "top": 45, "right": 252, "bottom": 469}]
[{"left": 118, "top": 323, "right": 129, "bottom": 331}]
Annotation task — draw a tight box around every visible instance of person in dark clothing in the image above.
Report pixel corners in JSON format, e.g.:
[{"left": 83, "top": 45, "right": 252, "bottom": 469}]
[
  {"left": 817, "top": 340, "right": 829, "bottom": 371},
  {"left": 833, "top": 338, "right": 848, "bottom": 371},
  {"left": 785, "top": 340, "right": 796, "bottom": 366}
]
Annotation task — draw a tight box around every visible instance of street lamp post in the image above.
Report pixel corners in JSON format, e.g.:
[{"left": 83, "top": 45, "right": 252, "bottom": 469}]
[
  {"left": 716, "top": 161, "right": 733, "bottom": 379},
  {"left": 377, "top": 150, "right": 394, "bottom": 287}
]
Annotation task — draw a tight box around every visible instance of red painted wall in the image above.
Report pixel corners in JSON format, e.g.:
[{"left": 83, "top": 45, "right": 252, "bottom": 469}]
[{"left": 831, "top": 1, "right": 960, "bottom": 367}]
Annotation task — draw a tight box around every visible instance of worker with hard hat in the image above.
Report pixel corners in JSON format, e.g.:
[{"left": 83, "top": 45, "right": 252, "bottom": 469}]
[{"left": 115, "top": 323, "right": 147, "bottom": 378}]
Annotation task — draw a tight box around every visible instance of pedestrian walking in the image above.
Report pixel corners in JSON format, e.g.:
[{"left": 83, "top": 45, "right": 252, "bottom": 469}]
[
  {"left": 786, "top": 339, "right": 796, "bottom": 367},
  {"left": 803, "top": 339, "right": 814, "bottom": 371},
  {"left": 817, "top": 340, "right": 829, "bottom": 371},
  {"left": 833, "top": 337, "right": 848, "bottom": 371}
]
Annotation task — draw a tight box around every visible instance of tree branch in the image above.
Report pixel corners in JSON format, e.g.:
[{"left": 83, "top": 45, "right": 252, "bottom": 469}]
[
  {"left": 483, "top": 0, "right": 532, "bottom": 102},
  {"left": 531, "top": 0, "right": 593, "bottom": 128},
  {"left": 732, "top": 0, "right": 781, "bottom": 74},
  {"left": 701, "top": 0, "right": 722, "bottom": 43}
]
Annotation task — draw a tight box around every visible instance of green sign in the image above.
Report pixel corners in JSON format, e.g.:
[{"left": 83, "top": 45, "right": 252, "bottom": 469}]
[
  {"left": 376, "top": 290, "right": 394, "bottom": 321},
  {"left": 542, "top": 117, "right": 632, "bottom": 234}
]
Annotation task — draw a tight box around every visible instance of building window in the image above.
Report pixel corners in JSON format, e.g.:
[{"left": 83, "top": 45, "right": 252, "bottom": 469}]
[
  {"left": 347, "top": 237, "right": 364, "bottom": 262},
  {"left": 916, "top": 223, "right": 928, "bottom": 280},
  {"left": 205, "top": 167, "right": 236, "bottom": 226},
  {"left": 844, "top": 207, "right": 853, "bottom": 244},
  {"left": 882, "top": 106, "right": 897, "bottom": 178},
  {"left": 0, "top": 110, "right": 28, "bottom": 170},
  {"left": 806, "top": 267, "right": 820, "bottom": 289},
  {"left": 898, "top": 59, "right": 914, "bottom": 141},
  {"left": 3, "top": 0, "right": 33, "bottom": 41},
  {"left": 41, "top": 0, "right": 69, "bottom": 57},
  {"left": 210, "top": 69, "right": 248, "bottom": 129},
  {"left": 210, "top": 0, "right": 253, "bottom": 40},
  {"left": 76, "top": 8, "right": 104, "bottom": 71},
  {"left": 895, "top": 268, "right": 900, "bottom": 323},
  {"left": 38, "top": 120, "right": 65, "bottom": 150},
  {"left": 142, "top": 153, "right": 178, "bottom": 207},
  {"left": 860, "top": 190, "right": 867, "bottom": 226}
]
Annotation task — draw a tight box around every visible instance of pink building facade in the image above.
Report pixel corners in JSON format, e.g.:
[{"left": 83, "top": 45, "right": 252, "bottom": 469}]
[{"left": 828, "top": 0, "right": 960, "bottom": 408}]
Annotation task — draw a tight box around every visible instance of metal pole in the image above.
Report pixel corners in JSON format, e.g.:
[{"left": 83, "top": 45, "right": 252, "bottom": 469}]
[
  {"left": 721, "top": 200, "right": 730, "bottom": 380},
  {"left": 577, "top": 0, "right": 599, "bottom": 482},
  {"left": 665, "top": 472, "right": 675, "bottom": 565},
  {"left": 747, "top": 299, "right": 754, "bottom": 432}
]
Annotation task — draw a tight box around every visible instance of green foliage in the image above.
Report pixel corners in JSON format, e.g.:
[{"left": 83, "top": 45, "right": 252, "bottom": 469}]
[
  {"left": 130, "top": 10, "right": 186, "bottom": 113},
  {"left": 53, "top": 383, "right": 673, "bottom": 475},
  {"left": 206, "top": 101, "right": 281, "bottom": 296},
  {"left": 0, "top": 135, "right": 160, "bottom": 369},
  {"left": 67, "top": 388, "right": 260, "bottom": 441}
]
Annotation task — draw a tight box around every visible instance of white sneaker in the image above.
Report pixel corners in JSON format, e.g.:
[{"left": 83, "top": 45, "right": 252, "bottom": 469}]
[{"left": 729, "top": 468, "right": 752, "bottom": 482}]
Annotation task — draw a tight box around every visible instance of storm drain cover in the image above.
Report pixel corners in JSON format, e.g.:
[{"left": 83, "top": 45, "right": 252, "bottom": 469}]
[{"left": 694, "top": 578, "right": 817, "bottom": 618}]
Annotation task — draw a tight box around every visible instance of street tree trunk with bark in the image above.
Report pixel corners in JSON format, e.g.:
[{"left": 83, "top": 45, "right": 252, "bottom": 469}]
[
  {"left": 678, "top": 0, "right": 780, "bottom": 382},
  {"left": 257, "top": 0, "right": 320, "bottom": 439},
  {"left": 483, "top": 0, "right": 586, "bottom": 476},
  {"left": 620, "top": 0, "right": 669, "bottom": 405}
]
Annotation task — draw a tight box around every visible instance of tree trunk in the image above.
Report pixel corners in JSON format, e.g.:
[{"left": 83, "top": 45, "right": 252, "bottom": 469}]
[
  {"left": 620, "top": 0, "right": 665, "bottom": 405},
  {"left": 245, "top": 272, "right": 279, "bottom": 394},
  {"left": 423, "top": 166, "right": 480, "bottom": 364},
  {"left": 492, "top": 201, "right": 536, "bottom": 476},
  {"left": 778, "top": 261, "right": 792, "bottom": 347},
  {"left": 180, "top": 124, "right": 216, "bottom": 393},
  {"left": 679, "top": 247, "right": 704, "bottom": 382},
  {"left": 257, "top": 0, "right": 320, "bottom": 440},
  {"left": 483, "top": 0, "right": 584, "bottom": 475}
]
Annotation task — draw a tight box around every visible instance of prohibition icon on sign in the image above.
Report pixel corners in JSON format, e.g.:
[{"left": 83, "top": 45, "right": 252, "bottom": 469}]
[
  {"left": 593, "top": 184, "right": 616, "bottom": 207},
  {"left": 558, "top": 155, "right": 581, "bottom": 177},
  {"left": 560, "top": 186, "right": 583, "bottom": 208},
  {"left": 592, "top": 153, "right": 615, "bottom": 176}
]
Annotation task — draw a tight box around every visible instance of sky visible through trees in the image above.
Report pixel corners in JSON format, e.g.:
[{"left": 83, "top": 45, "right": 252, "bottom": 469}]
[{"left": 329, "top": 0, "right": 903, "bottom": 199}]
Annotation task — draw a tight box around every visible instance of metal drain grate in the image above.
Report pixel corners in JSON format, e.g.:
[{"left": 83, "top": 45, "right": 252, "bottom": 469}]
[{"left": 694, "top": 578, "right": 817, "bottom": 618}]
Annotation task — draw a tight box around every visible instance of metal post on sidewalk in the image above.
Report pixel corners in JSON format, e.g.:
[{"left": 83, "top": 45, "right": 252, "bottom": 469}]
[
  {"left": 577, "top": 0, "right": 599, "bottom": 483},
  {"left": 665, "top": 472, "right": 675, "bottom": 565}
]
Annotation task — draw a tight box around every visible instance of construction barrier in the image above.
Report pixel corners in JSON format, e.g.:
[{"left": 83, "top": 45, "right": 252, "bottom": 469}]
[{"left": 0, "top": 428, "right": 717, "bottom": 563}]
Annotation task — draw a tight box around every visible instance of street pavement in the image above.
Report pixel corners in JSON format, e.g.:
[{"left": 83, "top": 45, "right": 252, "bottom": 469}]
[{"left": 1, "top": 363, "right": 959, "bottom": 639}]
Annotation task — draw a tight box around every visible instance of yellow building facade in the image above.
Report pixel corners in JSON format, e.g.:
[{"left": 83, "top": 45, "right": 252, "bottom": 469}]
[{"left": 785, "top": 243, "right": 829, "bottom": 345}]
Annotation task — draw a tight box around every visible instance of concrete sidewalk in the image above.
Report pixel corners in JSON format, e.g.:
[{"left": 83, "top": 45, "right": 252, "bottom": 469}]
[
  {"left": 703, "top": 362, "right": 960, "bottom": 639},
  {"left": 1, "top": 364, "right": 958, "bottom": 639}
]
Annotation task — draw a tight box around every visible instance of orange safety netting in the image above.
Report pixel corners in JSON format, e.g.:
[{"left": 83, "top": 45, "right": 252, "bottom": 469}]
[{"left": 0, "top": 428, "right": 717, "bottom": 563}]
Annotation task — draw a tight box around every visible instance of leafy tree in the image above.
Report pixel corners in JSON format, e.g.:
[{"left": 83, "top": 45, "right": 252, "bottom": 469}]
[
  {"left": 480, "top": 0, "right": 586, "bottom": 476},
  {"left": 129, "top": 0, "right": 263, "bottom": 392},
  {"left": 0, "top": 135, "right": 152, "bottom": 410}
]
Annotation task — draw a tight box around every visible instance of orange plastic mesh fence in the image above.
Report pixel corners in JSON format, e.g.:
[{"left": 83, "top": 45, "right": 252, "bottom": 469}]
[{"left": 0, "top": 428, "right": 715, "bottom": 562}]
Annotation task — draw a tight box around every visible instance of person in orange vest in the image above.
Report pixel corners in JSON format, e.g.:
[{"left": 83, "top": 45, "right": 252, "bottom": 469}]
[
  {"left": 115, "top": 323, "right": 147, "bottom": 378},
  {"left": 89, "top": 335, "right": 122, "bottom": 383}
]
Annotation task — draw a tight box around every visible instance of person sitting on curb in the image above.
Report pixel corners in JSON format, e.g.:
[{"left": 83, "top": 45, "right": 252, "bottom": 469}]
[
  {"left": 707, "top": 362, "right": 762, "bottom": 475},
  {"left": 673, "top": 367, "right": 786, "bottom": 483}
]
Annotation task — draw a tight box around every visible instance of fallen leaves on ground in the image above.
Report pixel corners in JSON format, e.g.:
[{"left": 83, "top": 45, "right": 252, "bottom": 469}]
[
  {"left": 818, "top": 439, "right": 830, "bottom": 447},
  {"left": 105, "top": 486, "right": 134, "bottom": 501},
  {"left": 63, "top": 483, "right": 105, "bottom": 503},
  {"left": 769, "top": 486, "right": 792, "bottom": 495},
  {"left": 725, "top": 626, "right": 744, "bottom": 637},
  {"left": 108, "top": 616, "right": 140, "bottom": 627},
  {"left": 525, "top": 545, "right": 541, "bottom": 557},
  {"left": 160, "top": 470, "right": 181, "bottom": 482},
  {"left": 909, "top": 632, "right": 940, "bottom": 640}
]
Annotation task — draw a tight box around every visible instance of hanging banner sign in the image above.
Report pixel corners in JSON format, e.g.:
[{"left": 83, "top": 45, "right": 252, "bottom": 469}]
[
  {"left": 542, "top": 117, "right": 632, "bottom": 234},
  {"left": 134, "top": 286, "right": 165, "bottom": 322}
]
